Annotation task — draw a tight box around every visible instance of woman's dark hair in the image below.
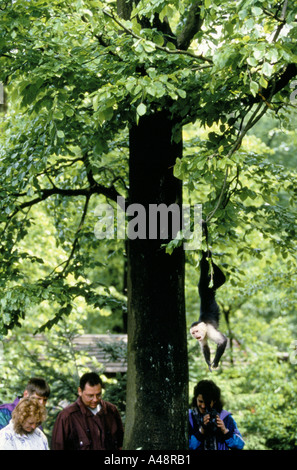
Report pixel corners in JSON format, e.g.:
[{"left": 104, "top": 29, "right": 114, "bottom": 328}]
[
  {"left": 191, "top": 379, "right": 223, "bottom": 412},
  {"left": 79, "top": 372, "right": 103, "bottom": 391}
]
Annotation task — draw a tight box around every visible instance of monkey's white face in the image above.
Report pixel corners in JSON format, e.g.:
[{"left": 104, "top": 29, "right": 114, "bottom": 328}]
[{"left": 190, "top": 323, "right": 207, "bottom": 341}]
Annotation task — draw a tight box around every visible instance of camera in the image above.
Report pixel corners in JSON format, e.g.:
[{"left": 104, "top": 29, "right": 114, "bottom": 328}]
[{"left": 205, "top": 408, "right": 218, "bottom": 434}]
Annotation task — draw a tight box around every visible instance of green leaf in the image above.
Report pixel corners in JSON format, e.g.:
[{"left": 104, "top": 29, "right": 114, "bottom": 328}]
[
  {"left": 253, "top": 47, "right": 265, "bottom": 61},
  {"left": 152, "top": 33, "right": 164, "bottom": 46},
  {"left": 93, "top": 95, "right": 100, "bottom": 111},
  {"left": 250, "top": 81, "right": 259, "bottom": 97},
  {"left": 247, "top": 57, "right": 258, "bottom": 67},
  {"left": 143, "top": 41, "right": 155, "bottom": 53},
  {"left": 57, "top": 130, "right": 65, "bottom": 138},
  {"left": 262, "top": 62, "right": 273, "bottom": 77},
  {"left": 65, "top": 108, "right": 74, "bottom": 117},
  {"left": 177, "top": 89, "right": 186, "bottom": 99},
  {"left": 259, "top": 75, "right": 268, "bottom": 88},
  {"left": 166, "top": 41, "right": 176, "bottom": 50},
  {"left": 53, "top": 110, "right": 64, "bottom": 120},
  {"left": 252, "top": 7, "right": 263, "bottom": 16},
  {"left": 136, "top": 103, "right": 147, "bottom": 116}
]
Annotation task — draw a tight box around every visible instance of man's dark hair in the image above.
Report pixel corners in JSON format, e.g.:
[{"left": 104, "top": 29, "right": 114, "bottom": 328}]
[
  {"left": 25, "top": 377, "right": 50, "bottom": 398},
  {"left": 191, "top": 379, "right": 223, "bottom": 412},
  {"left": 79, "top": 372, "right": 103, "bottom": 390}
]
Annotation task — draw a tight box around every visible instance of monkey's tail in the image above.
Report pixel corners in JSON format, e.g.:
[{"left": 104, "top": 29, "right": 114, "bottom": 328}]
[
  {"left": 202, "top": 219, "right": 211, "bottom": 258},
  {"left": 202, "top": 219, "right": 208, "bottom": 243}
]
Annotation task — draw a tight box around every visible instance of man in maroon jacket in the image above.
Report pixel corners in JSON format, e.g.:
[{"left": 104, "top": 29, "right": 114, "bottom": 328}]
[{"left": 51, "top": 372, "right": 124, "bottom": 450}]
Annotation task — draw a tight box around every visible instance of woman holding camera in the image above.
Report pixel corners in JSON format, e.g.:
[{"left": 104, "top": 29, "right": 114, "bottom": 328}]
[{"left": 189, "top": 380, "right": 245, "bottom": 451}]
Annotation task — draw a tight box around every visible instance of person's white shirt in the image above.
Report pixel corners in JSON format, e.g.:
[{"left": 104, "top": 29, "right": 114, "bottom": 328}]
[
  {"left": 88, "top": 403, "right": 102, "bottom": 415},
  {"left": 0, "top": 421, "right": 49, "bottom": 450}
]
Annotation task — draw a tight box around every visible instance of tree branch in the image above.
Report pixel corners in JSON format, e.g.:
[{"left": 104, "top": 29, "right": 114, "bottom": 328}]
[
  {"left": 82, "top": 153, "right": 99, "bottom": 189},
  {"left": 151, "top": 14, "right": 176, "bottom": 46},
  {"left": 60, "top": 194, "right": 90, "bottom": 276},
  {"left": 206, "top": 167, "right": 229, "bottom": 223},
  {"left": 176, "top": 2, "right": 203, "bottom": 50},
  {"left": 94, "top": 33, "right": 124, "bottom": 61},
  {"left": 102, "top": 8, "right": 212, "bottom": 63},
  {"left": 262, "top": 63, "right": 297, "bottom": 101},
  {"left": 7, "top": 183, "right": 120, "bottom": 221},
  {"left": 206, "top": 98, "right": 271, "bottom": 223},
  {"left": 117, "top": 0, "right": 133, "bottom": 20},
  {"left": 272, "top": 0, "right": 288, "bottom": 42}
]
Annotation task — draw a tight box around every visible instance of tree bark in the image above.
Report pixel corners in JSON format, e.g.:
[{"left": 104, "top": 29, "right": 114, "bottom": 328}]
[
  {"left": 124, "top": 112, "right": 188, "bottom": 450},
  {"left": 176, "top": 2, "right": 203, "bottom": 50},
  {"left": 0, "top": 85, "right": 7, "bottom": 114}
]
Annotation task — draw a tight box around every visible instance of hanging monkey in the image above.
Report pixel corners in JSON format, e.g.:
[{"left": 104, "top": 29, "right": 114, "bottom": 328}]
[{"left": 190, "top": 222, "right": 227, "bottom": 371}]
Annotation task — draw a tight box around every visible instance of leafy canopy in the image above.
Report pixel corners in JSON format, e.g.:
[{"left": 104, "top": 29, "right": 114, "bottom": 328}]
[{"left": 0, "top": 0, "right": 297, "bottom": 336}]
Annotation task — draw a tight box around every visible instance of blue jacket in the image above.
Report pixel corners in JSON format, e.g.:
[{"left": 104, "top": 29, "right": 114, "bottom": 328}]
[
  {"left": 0, "top": 398, "right": 20, "bottom": 430},
  {"left": 189, "top": 408, "right": 245, "bottom": 450}
]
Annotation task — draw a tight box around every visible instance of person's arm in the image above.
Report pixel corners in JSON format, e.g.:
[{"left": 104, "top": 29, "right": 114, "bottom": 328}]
[
  {"left": 224, "top": 427, "right": 245, "bottom": 450},
  {"left": 0, "top": 409, "right": 11, "bottom": 431},
  {"left": 39, "top": 429, "right": 50, "bottom": 450},
  {"left": 0, "top": 428, "right": 16, "bottom": 450},
  {"left": 51, "top": 412, "right": 69, "bottom": 450},
  {"left": 114, "top": 408, "right": 124, "bottom": 450},
  {"left": 217, "top": 415, "right": 245, "bottom": 450},
  {"left": 189, "top": 433, "right": 203, "bottom": 450},
  {"left": 188, "top": 410, "right": 204, "bottom": 450}
]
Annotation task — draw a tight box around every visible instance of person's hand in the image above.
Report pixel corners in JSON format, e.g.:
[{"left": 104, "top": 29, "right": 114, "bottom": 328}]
[
  {"left": 199, "top": 414, "right": 209, "bottom": 434},
  {"left": 203, "top": 413, "right": 210, "bottom": 427},
  {"left": 199, "top": 413, "right": 210, "bottom": 434},
  {"left": 216, "top": 416, "right": 229, "bottom": 434}
]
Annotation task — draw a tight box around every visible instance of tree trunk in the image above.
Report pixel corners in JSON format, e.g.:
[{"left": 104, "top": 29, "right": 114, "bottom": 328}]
[{"left": 124, "top": 112, "right": 188, "bottom": 450}]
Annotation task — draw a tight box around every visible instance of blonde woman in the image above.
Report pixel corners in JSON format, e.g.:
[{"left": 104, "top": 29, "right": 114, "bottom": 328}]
[{"left": 0, "top": 397, "right": 48, "bottom": 450}]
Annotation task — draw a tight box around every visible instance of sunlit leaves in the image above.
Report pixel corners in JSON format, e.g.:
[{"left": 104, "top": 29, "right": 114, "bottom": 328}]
[{"left": 0, "top": 0, "right": 297, "bottom": 335}]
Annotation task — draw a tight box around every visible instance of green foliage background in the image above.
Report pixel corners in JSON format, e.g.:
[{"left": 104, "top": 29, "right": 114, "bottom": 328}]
[
  {"left": 0, "top": 0, "right": 297, "bottom": 450},
  {"left": 1, "top": 113, "right": 296, "bottom": 450}
]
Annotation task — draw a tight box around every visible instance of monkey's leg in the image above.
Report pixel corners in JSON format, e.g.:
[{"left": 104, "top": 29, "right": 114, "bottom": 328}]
[
  {"left": 212, "top": 334, "right": 227, "bottom": 368},
  {"left": 201, "top": 342, "right": 212, "bottom": 372},
  {"left": 212, "top": 262, "right": 226, "bottom": 290}
]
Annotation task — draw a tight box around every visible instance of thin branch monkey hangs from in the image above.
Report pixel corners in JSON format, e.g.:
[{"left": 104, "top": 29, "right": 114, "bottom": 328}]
[{"left": 190, "top": 222, "right": 228, "bottom": 371}]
